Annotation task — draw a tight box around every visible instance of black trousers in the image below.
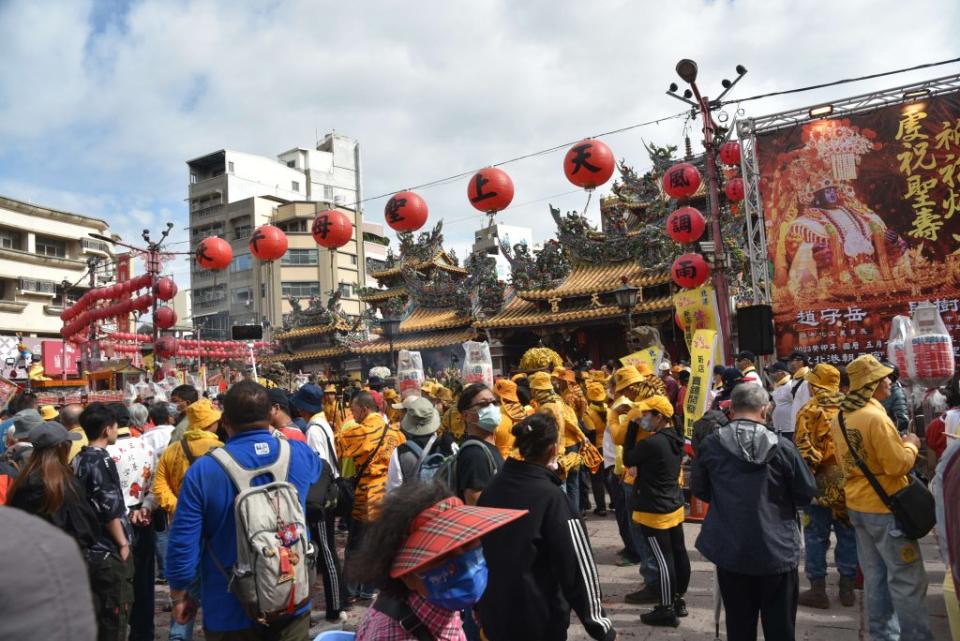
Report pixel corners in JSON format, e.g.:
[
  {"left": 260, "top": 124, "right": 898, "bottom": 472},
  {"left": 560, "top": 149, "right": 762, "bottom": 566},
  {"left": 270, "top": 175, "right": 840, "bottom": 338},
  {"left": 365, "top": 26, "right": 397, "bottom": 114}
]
[
  {"left": 604, "top": 467, "right": 638, "bottom": 558},
  {"left": 87, "top": 552, "right": 134, "bottom": 641},
  {"left": 640, "top": 522, "right": 691, "bottom": 606},
  {"left": 716, "top": 567, "right": 799, "bottom": 641},
  {"left": 310, "top": 510, "right": 346, "bottom": 619},
  {"left": 129, "top": 522, "right": 155, "bottom": 641},
  {"left": 578, "top": 466, "right": 592, "bottom": 510}
]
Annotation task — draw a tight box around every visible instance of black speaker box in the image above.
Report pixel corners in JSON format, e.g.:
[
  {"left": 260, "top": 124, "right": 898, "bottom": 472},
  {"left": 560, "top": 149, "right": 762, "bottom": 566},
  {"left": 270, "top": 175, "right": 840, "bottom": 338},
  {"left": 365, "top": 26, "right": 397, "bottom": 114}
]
[{"left": 736, "top": 305, "right": 774, "bottom": 355}]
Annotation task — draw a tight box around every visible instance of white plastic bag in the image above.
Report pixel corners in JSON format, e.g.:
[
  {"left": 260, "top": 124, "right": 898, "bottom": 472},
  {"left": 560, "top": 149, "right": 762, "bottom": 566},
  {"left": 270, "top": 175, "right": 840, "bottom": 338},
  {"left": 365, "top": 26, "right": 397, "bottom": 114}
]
[
  {"left": 461, "top": 341, "right": 493, "bottom": 389},
  {"left": 887, "top": 315, "right": 913, "bottom": 376},
  {"left": 905, "top": 302, "right": 955, "bottom": 388},
  {"left": 397, "top": 350, "right": 425, "bottom": 399}
]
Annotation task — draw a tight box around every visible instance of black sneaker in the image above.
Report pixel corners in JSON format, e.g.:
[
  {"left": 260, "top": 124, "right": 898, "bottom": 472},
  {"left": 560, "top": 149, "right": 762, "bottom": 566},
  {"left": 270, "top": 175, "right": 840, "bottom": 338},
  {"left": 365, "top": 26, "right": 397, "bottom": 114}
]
[
  {"left": 674, "top": 596, "right": 688, "bottom": 617},
  {"left": 624, "top": 585, "right": 661, "bottom": 604},
  {"left": 641, "top": 605, "right": 680, "bottom": 627},
  {"left": 593, "top": 508, "right": 608, "bottom": 517}
]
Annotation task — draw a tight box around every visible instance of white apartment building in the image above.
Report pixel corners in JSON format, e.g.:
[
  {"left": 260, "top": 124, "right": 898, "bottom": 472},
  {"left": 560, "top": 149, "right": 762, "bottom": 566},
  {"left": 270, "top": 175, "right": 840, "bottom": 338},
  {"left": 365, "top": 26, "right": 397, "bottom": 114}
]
[
  {"left": 472, "top": 222, "right": 534, "bottom": 280},
  {"left": 0, "top": 194, "right": 114, "bottom": 337}
]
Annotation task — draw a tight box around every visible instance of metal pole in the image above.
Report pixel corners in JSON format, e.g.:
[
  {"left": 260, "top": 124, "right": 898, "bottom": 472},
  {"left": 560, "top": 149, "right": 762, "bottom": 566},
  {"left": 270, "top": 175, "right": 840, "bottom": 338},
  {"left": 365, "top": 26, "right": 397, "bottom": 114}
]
[
  {"left": 248, "top": 341, "right": 259, "bottom": 382},
  {"left": 60, "top": 281, "right": 69, "bottom": 383}
]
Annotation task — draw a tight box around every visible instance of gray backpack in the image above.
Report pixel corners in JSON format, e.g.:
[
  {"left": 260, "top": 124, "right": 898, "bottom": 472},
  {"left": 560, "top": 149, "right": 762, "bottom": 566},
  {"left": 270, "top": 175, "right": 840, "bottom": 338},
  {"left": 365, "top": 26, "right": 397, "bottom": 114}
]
[{"left": 209, "top": 440, "right": 315, "bottom": 624}]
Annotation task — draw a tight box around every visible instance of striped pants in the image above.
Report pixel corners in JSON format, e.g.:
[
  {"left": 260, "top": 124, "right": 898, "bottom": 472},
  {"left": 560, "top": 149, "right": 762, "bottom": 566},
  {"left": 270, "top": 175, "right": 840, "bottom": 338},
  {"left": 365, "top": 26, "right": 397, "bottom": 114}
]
[{"left": 640, "top": 523, "right": 691, "bottom": 607}]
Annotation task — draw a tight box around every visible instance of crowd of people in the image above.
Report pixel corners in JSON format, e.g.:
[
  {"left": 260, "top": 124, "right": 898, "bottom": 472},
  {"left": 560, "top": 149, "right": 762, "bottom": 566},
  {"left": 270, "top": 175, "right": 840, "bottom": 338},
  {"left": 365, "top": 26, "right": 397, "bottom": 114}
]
[{"left": 0, "top": 348, "right": 957, "bottom": 641}]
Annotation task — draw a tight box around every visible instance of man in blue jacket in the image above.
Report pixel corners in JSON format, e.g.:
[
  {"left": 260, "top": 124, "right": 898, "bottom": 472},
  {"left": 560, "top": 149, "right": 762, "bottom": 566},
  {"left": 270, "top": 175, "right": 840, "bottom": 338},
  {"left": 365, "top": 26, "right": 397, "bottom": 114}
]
[
  {"left": 166, "top": 381, "right": 322, "bottom": 640},
  {"left": 692, "top": 383, "right": 816, "bottom": 641}
]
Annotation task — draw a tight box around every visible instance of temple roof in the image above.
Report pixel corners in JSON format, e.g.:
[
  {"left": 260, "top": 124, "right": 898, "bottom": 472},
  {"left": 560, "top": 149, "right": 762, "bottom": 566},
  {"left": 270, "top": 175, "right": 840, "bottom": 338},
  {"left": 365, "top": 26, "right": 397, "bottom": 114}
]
[
  {"left": 369, "top": 251, "right": 466, "bottom": 280},
  {"left": 260, "top": 345, "right": 350, "bottom": 364},
  {"left": 517, "top": 264, "right": 671, "bottom": 301},
  {"left": 359, "top": 286, "right": 407, "bottom": 303},
  {"left": 273, "top": 319, "right": 353, "bottom": 341},
  {"left": 475, "top": 294, "right": 673, "bottom": 329},
  {"left": 352, "top": 326, "right": 476, "bottom": 354},
  {"left": 399, "top": 307, "right": 472, "bottom": 334}
]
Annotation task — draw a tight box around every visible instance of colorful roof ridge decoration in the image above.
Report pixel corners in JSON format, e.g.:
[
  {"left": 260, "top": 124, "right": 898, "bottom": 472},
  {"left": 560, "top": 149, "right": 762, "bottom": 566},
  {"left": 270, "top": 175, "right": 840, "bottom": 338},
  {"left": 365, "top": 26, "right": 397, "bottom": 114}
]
[
  {"left": 260, "top": 345, "right": 350, "bottom": 364},
  {"left": 516, "top": 263, "right": 671, "bottom": 301},
  {"left": 273, "top": 319, "right": 353, "bottom": 340},
  {"left": 399, "top": 307, "right": 472, "bottom": 334},
  {"left": 359, "top": 286, "right": 408, "bottom": 303},
  {"left": 352, "top": 326, "right": 477, "bottom": 354},
  {"left": 475, "top": 295, "right": 673, "bottom": 329},
  {"left": 369, "top": 250, "right": 466, "bottom": 280}
]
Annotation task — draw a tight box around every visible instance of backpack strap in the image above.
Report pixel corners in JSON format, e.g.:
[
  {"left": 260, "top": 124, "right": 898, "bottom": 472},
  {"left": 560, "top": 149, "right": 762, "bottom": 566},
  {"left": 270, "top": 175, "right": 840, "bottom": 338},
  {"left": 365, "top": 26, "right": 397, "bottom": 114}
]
[
  {"left": 459, "top": 439, "right": 499, "bottom": 475},
  {"left": 210, "top": 439, "right": 292, "bottom": 492},
  {"left": 181, "top": 437, "right": 197, "bottom": 465},
  {"left": 837, "top": 412, "right": 896, "bottom": 511}
]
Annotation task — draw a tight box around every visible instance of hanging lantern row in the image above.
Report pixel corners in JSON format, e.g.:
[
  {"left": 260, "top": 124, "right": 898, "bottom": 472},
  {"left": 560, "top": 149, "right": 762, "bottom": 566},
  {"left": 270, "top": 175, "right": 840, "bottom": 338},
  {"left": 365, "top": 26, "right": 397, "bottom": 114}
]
[
  {"left": 60, "top": 273, "right": 156, "bottom": 322},
  {"left": 148, "top": 336, "right": 274, "bottom": 360},
  {"left": 666, "top": 206, "right": 706, "bottom": 245},
  {"left": 719, "top": 140, "right": 741, "bottom": 166},
  {"left": 105, "top": 332, "right": 271, "bottom": 351}
]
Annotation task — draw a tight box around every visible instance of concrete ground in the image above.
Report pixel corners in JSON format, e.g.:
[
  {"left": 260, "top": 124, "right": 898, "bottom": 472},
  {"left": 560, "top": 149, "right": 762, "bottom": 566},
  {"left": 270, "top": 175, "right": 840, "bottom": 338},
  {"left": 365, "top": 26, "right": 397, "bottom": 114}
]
[{"left": 153, "top": 513, "right": 953, "bottom": 640}]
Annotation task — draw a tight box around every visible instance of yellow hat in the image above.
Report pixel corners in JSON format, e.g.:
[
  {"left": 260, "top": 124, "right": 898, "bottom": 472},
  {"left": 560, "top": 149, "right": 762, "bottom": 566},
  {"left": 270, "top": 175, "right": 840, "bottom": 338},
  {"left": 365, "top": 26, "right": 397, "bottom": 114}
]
[
  {"left": 39, "top": 405, "right": 59, "bottom": 421},
  {"left": 614, "top": 366, "right": 644, "bottom": 393},
  {"left": 588, "top": 370, "right": 607, "bottom": 383},
  {"left": 323, "top": 384, "right": 337, "bottom": 394},
  {"left": 383, "top": 388, "right": 400, "bottom": 402},
  {"left": 494, "top": 379, "right": 519, "bottom": 403},
  {"left": 529, "top": 371, "right": 554, "bottom": 391},
  {"left": 552, "top": 367, "right": 576, "bottom": 384},
  {"left": 846, "top": 355, "right": 893, "bottom": 392},
  {"left": 510, "top": 372, "right": 528, "bottom": 382},
  {"left": 586, "top": 382, "right": 607, "bottom": 403},
  {"left": 187, "top": 398, "right": 222, "bottom": 431},
  {"left": 438, "top": 387, "right": 454, "bottom": 403},
  {"left": 421, "top": 381, "right": 440, "bottom": 397},
  {"left": 635, "top": 363, "right": 653, "bottom": 378},
  {"left": 806, "top": 363, "right": 840, "bottom": 393},
  {"left": 635, "top": 394, "right": 675, "bottom": 419}
]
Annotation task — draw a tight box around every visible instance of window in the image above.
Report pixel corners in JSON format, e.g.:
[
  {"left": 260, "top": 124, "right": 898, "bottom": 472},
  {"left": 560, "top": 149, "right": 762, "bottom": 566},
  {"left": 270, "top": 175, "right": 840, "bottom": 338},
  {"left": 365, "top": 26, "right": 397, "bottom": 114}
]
[
  {"left": 338, "top": 283, "right": 353, "bottom": 298},
  {"left": 282, "top": 281, "right": 320, "bottom": 298},
  {"left": 292, "top": 181, "right": 300, "bottom": 192},
  {"left": 233, "top": 223, "right": 252, "bottom": 240},
  {"left": 190, "top": 172, "right": 198, "bottom": 184},
  {"left": 323, "top": 185, "right": 334, "bottom": 200},
  {"left": 35, "top": 236, "right": 66, "bottom": 258},
  {"left": 0, "top": 228, "right": 22, "bottom": 250},
  {"left": 286, "top": 160, "right": 295, "bottom": 168},
  {"left": 193, "top": 284, "right": 226, "bottom": 306},
  {"left": 233, "top": 287, "right": 253, "bottom": 305},
  {"left": 18, "top": 278, "right": 57, "bottom": 294},
  {"left": 228, "top": 161, "right": 235, "bottom": 173},
  {"left": 281, "top": 248, "right": 318, "bottom": 265},
  {"left": 230, "top": 253, "right": 253, "bottom": 273},
  {"left": 278, "top": 219, "right": 308, "bottom": 233}
]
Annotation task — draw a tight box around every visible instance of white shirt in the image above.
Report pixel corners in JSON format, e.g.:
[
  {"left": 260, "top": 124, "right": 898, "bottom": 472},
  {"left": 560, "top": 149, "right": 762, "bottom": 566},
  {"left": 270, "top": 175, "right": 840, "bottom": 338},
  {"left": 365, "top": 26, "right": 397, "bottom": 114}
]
[
  {"left": 107, "top": 435, "right": 155, "bottom": 510},
  {"left": 789, "top": 380, "right": 811, "bottom": 434},
  {"left": 141, "top": 424, "right": 174, "bottom": 467},
  {"left": 741, "top": 369, "right": 763, "bottom": 386},
  {"left": 304, "top": 413, "right": 338, "bottom": 478},
  {"left": 771, "top": 383, "right": 795, "bottom": 434}
]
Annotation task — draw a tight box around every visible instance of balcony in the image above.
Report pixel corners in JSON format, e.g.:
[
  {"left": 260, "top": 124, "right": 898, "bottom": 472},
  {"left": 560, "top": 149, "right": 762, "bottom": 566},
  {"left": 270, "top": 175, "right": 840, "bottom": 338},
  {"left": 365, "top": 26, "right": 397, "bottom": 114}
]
[
  {"left": 0, "top": 299, "right": 27, "bottom": 313},
  {"left": 18, "top": 278, "right": 58, "bottom": 297},
  {"left": 192, "top": 204, "right": 224, "bottom": 219},
  {"left": 81, "top": 238, "right": 111, "bottom": 255}
]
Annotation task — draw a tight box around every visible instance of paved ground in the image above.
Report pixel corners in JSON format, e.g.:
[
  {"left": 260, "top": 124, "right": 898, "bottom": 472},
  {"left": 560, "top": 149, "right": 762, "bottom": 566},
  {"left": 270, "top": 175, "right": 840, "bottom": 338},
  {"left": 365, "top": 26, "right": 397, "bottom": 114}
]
[{"left": 153, "top": 513, "right": 953, "bottom": 640}]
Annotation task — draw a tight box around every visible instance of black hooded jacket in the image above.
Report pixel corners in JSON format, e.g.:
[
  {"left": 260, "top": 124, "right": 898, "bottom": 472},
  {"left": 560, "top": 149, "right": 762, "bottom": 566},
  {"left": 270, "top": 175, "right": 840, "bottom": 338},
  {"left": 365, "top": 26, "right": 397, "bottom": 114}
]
[{"left": 622, "top": 424, "right": 685, "bottom": 515}]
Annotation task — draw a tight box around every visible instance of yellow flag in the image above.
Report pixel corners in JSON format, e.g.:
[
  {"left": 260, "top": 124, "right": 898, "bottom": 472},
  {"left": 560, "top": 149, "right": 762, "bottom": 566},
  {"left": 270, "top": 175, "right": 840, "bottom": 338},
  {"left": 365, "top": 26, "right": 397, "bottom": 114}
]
[
  {"left": 619, "top": 345, "right": 663, "bottom": 371},
  {"left": 684, "top": 329, "right": 718, "bottom": 437},
  {"left": 674, "top": 285, "right": 724, "bottom": 364}
]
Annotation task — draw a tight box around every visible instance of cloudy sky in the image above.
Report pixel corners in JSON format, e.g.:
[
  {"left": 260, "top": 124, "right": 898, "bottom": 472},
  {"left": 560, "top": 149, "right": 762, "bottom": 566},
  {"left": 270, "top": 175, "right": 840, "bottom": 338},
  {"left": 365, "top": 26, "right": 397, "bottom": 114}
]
[{"left": 1, "top": 0, "right": 958, "bottom": 282}]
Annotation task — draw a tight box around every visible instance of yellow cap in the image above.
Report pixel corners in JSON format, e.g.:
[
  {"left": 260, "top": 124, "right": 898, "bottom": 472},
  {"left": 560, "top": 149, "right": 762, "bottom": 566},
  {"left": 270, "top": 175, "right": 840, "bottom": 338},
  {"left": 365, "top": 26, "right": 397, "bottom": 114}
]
[
  {"left": 39, "top": 405, "right": 59, "bottom": 421},
  {"left": 186, "top": 398, "right": 222, "bottom": 431},
  {"left": 614, "top": 366, "right": 643, "bottom": 393},
  {"left": 323, "top": 384, "right": 337, "bottom": 394},
  {"left": 805, "top": 363, "right": 840, "bottom": 393},
  {"left": 494, "top": 379, "right": 520, "bottom": 403},
  {"left": 552, "top": 367, "right": 576, "bottom": 384},
  {"left": 586, "top": 382, "right": 607, "bottom": 403},
  {"left": 634, "top": 394, "right": 675, "bottom": 419},
  {"left": 846, "top": 355, "right": 893, "bottom": 392},
  {"left": 529, "top": 371, "right": 554, "bottom": 391}
]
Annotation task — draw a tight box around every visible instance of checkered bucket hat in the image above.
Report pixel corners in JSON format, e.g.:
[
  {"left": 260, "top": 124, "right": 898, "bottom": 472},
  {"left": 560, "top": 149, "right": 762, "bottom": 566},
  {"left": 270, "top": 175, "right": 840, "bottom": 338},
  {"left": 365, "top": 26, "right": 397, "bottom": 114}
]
[{"left": 390, "top": 497, "right": 527, "bottom": 578}]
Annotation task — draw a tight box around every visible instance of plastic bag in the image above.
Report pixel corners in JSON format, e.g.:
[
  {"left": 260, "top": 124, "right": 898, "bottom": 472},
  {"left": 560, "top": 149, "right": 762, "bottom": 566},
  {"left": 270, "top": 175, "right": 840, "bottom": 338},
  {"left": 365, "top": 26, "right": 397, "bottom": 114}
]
[
  {"left": 461, "top": 341, "right": 493, "bottom": 389},
  {"left": 905, "top": 302, "right": 955, "bottom": 388},
  {"left": 397, "top": 350, "right": 425, "bottom": 399},
  {"left": 887, "top": 315, "right": 913, "bottom": 376}
]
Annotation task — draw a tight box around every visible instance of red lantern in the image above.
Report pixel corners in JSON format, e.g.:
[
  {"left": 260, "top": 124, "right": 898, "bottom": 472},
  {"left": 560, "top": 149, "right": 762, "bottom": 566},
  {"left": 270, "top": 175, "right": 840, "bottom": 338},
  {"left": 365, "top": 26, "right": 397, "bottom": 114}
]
[
  {"left": 467, "top": 168, "right": 514, "bottom": 214},
  {"left": 311, "top": 210, "right": 353, "bottom": 249},
  {"left": 154, "top": 277, "right": 178, "bottom": 301},
  {"left": 155, "top": 336, "right": 178, "bottom": 358},
  {"left": 563, "top": 139, "right": 616, "bottom": 189},
  {"left": 195, "top": 236, "right": 233, "bottom": 271},
  {"left": 249, "top": 224, "right": 289, "bottom": 261},
  {"left": 384, "top": 191, "right": 429, "bottom": 232},
  {"left": 719, "top": 141, "right": 741, "bottom": 166},
  {"left": 154, "top": 306, "right": 177, "bottom": 329},
  {"left": 134, "top": 274, "right": 153, "bottom": 289},
  {"left": 662, "top": 163, "right": 702, "bottom": 199},
  {"left": 724, "top": 177, "right": 745, "bottom": 202},
  {"left": 666, "top": 206, "right": 706, "bottom": 244},
  {"left": 671, "top": 253, "right": 711, "bottom": 289}
]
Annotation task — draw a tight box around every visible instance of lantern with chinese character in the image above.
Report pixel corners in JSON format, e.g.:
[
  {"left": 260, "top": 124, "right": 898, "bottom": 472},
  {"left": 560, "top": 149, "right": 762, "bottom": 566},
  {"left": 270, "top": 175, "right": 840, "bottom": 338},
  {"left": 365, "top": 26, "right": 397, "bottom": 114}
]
[
  {"left": 666, "top": 206, "right": 706, "bottom": 244},
  {"left": 311, "top": 210, "right": 353, "bottom": 249},
  {"left": 724, "top": 177, "right": 745, "bottom": 202},
  {"left": 384, "top": 191, "right": 429, "bottom": 232},
  {"left": 563, "top": 139, "right": 615, "bottom": 190},
  {"left": 671, "top": 253, "right": 710, "bottom": 289},
  {"left": 249, "top": 224, "right": 289, "bottom": 261},
  {"left": 154, "top": 277, "right": 178, "bottom": 302},
  {"left": 468, "top": 167, "right": 514, "bottom": 214},
  {"left": 195, "top": 237, "right": 233, "bottom": 271},
  {"left": 154, "top": 335, "right": 178, "bottom": 358},
  {"left": 662, "top": 162, "right": 701, "bottom": 199},
  {"left": 719, "top": 141, "right": 741, "bottom": 166},
  {"left": 154, "top": 306, "right": 177, "bottom": 329}
]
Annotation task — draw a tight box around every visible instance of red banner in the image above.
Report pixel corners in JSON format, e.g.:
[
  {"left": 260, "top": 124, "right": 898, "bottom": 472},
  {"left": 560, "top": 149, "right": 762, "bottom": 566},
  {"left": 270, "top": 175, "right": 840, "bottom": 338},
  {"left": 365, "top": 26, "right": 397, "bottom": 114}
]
[
  {"left": 42, "top": 340, "right": 79, "bottom": 376},
  {"left": 756, "top": 90, "right": 960, "bottom": 364},
  {"left": 116, "top": 252, "right": 131, "bottom": 333}
]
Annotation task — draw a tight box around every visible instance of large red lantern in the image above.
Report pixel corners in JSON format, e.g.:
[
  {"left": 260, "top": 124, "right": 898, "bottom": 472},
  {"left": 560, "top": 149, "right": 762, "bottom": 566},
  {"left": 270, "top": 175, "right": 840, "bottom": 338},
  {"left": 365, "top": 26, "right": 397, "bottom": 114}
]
[
  {"left": 666, "top": 207, "right": 706, "bottom": 244},
  {"left": 468, "top": 167, "right": 514, "bottom": 214},
  {"left": 662, "top": 163, "right": 702, "bottom": 199},
  {"left": 154, "top": 277, "right": 178, "bottom": 301},
  {"left": 384, "top": 191, "right": 429, "bottom": 232},
  {"left": 719, "top": 141, "right": 742, "bottom": 166},
  {"left": 311, "top": 210, "right": 353, "bottom": 249},
  {"left": 563, "top": 139, "right": 616, "bottom": 189},
  {"left": 154, "top": 336, "right": 178, "bottom": 358},
  {"left": 249, "top": 224, "right": 288, "bottom": 261},
  {"left": 671, "top": 253, "right": 711, "bottom": 289},
  {"left": 724, "top": 177, "right": 745, "bottom": 202},
  {"left": 154, "top": 306, "right": 177, "bottom": 329},
  {"left": 195, "top": 237, "right": 233, "bottom": 271}
]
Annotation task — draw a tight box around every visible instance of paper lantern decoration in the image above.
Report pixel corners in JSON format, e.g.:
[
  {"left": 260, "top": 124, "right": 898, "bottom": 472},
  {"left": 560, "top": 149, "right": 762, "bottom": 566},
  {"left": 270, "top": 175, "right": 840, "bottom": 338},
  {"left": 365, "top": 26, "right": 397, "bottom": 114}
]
[
  {"left": 154, "top": 306, "right": 177, "bottom": 329},
  {"left": 724, "top": 177, "right": 745, "bottom": 202},
  {"left": 154, "top": 336, "right": 178, "bottom": 358},
  {"left": 154, "top": 277, "right": 178, "bottom": 302},
  {"left": 384, "top": 191, "right": 429, "bottom": 232},
  {"left": 311, "top": 210, "right": 353, "bottom": 249},
  {"left": 671, "top": 253, "right": 711, "bottom": 289},
  {"left": 666, "top": 206, "right": 706, "bottom": 244},
  {"left": 662, "top": 163, "right": 702, "bottom": 199},
  {"left": 249, "top": 224, "right": 288, "bottom": 261},
  {"left": 195, "top": 236, "right": 233, "bottom": 271},
  {"left": 133, "top": 294, "right": 154, "bottom": 313},
  {"left": 719, "top": 141, "right": 742, "bottom": 166},
  {"left": 563, "top": 139, "right": 615, "bottom": 189},
  {"left": 468, "top": 168, "right": 514, "bottom": 214}
]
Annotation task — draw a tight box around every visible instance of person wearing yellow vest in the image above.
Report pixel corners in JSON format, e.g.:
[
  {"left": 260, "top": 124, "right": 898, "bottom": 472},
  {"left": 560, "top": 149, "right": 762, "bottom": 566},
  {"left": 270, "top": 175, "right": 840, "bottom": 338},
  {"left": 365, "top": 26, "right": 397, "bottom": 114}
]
[
  {"left": 323, "top": 384, "right": 350, "bottom": 431},
  {"left": 583, "top": 382, "right": 609, "bottom": 516},
  {"left": 493, "top": 378, "right": 528, "bottom": 459},
  {"left": 623, "top": 395, "right": 689, "bottom": 628},
  {"left": 383, "top": 388, "right": 402, "bottom": 426},
  {"left": 530, "top": 371, "right": 585, "bottom": 513},
  {"left": 604, "top": 366, "right": 646, "bottom": 566}
]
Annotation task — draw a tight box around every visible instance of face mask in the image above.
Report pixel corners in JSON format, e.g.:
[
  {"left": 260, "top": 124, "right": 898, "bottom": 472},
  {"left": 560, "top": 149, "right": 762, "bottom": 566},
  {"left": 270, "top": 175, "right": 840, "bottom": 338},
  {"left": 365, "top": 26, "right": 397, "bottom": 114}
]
[
  {"left": 419, "top": 546, "right": 488, "bottom": 611},
  {"left": 640, "top": 416, "right": 656, "bottom": 432},
  {"left": 477, "top": 404, "right": 501, "bottom": 431}
]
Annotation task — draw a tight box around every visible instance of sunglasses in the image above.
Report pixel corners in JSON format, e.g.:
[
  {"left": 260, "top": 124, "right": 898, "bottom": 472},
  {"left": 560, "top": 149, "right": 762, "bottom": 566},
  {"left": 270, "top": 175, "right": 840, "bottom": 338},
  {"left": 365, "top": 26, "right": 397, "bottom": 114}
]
[{"left": 469, "top": 399, "right": 501, "bottom": 410}]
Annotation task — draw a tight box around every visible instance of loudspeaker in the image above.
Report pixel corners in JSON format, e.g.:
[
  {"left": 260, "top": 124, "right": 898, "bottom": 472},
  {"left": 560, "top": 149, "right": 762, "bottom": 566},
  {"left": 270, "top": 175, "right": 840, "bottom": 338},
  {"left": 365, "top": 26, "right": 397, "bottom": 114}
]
[
  {"left": 736, "top": 305, "right": 775, "bottom": 355},
  {"left": 231, "top": 324, "right": 263, "bottom": 341}
]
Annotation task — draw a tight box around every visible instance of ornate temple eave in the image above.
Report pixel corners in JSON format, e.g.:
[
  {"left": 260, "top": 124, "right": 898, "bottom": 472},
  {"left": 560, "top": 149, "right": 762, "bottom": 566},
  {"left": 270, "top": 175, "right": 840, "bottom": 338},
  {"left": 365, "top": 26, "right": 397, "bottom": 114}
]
[
  {"left": 352, "top": 326, "right": 476, "bottom": 354},
  {"left": 517, "top": 264, "right": 671, "bottom": 301},
  {"left": 476, "top": 295, "right": 673, "bottom": 330},
  {"left": 369, "top": 251, "right": 466, "bottom": 281},
  {"left": 399, "top": 307, "right": 472, "bottom": 334},
  {"left": 274, "top": 321, "right": 352, "bottom": 341},
  {"left": 260, "top": 345, "right": 351, "bottom": 364},
  {"left": 359, "top": 286, "right": 408, "bottom": 303}
]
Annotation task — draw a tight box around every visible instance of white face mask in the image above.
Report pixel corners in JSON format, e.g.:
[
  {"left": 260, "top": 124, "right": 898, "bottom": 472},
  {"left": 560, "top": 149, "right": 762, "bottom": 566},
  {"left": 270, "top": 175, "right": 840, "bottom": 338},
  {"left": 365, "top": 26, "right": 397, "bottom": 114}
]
[{"left": 477, "top": 404, "right": 501, "bottom": 430}]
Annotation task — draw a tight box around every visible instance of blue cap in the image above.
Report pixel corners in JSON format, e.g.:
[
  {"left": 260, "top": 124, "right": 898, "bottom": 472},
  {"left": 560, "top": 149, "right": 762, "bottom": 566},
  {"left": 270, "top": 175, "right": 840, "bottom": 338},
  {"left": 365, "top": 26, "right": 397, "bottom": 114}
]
[{"left": 290, "top": 384, "right": 325, "bottom": 415}]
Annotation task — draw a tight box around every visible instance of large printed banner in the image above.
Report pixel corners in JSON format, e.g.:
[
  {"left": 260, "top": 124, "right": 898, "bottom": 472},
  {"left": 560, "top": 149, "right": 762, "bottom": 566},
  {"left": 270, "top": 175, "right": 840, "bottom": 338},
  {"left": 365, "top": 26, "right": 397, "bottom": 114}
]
[
  {"left": 684, "top": 329, "right": 717, "bottom": 437},
  {"left": 756, "top": 91, "right": 960, "bottom": 364},
  {"left": 673, "top": 285, "right": 724, "bottom": 364}
]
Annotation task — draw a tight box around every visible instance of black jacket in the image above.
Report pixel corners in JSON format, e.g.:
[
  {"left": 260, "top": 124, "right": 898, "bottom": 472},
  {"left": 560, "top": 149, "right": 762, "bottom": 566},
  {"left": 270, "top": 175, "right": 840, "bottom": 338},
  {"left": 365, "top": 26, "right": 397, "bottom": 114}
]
[
  {"left": 8, "top": 470, "right": 99, "bottom": 554},
  {"left": 692, "top": 419, "right": 816, "bottom": 575},
  {"left": 623, "top": 425, "right": 684, "bottom": 515},
  {"left": 477, "top": 459, "right": 615, "bottom": 641}
]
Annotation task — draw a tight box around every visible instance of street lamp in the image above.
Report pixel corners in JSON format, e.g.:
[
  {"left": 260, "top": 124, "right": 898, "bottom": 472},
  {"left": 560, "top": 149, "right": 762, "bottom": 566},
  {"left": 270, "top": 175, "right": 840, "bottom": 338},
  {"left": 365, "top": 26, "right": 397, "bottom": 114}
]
[
  {"left": 379, "top": 315, "right": 402, "bottom": 374},
  {"left": 614, "top": 279, "right": 641, "bottom": 333}
]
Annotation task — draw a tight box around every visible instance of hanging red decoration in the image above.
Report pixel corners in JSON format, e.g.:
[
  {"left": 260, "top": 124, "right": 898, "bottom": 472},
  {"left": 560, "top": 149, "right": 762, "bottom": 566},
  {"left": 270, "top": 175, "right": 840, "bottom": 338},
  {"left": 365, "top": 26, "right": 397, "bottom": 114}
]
[
  {"left": 724, "top": 177, "right": 745, "bottom": 202},
  {"left": 154, "top": 277, "right": 178, "bottom": 301},
  {"left": 249, "top": 224, "right": 289, "bottom": 261},
  {"left": 666, "top": 206, "right": 706, "bottom": 244},
  {"left": 132, "top": 294, "right": 154, "bottom": 313},
  {"left": 154, "top": 336, "right": 178, "bottom": 358},
  {"left": 719, "top": 141, "right": 742, "bottom": 166},
  {"left": 154, "top": 306, "right": 177, "bottom": 329},
  {"left": 467, "top": 167, "right": 514, "bottom": 214},
  {"left": 195, "top": 237, "right": 233, "bottom": 271},
  {"left": 384, "top": 191, "right": 429, "bottom": 232},
  {"left": 662, "top": 163, "right": 702, "bottom": 199},
  {"left": 671, "top": 253, "right": 711, "bottom": 289},
  {"left": 563, "top": 139, "right": 616, "bottom": 189},
  {"left": 311, "top": 210, "right": 353, "bottom": 249}
]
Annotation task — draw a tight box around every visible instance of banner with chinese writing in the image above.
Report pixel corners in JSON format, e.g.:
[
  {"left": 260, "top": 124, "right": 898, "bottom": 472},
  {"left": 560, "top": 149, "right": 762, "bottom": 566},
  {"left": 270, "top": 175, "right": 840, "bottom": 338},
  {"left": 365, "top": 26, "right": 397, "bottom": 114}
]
[
  {"left": 116, "top": 253, "right": 131, "bottom": 333},
  {"left": 620, "top": 345, "right": 663, "bottom": 372},
  {"left": 41, "top": 340, "right": 78, "bottom": 376},
  {"left": 684, "top": 329, "right": 717, "bottom": 437},
  {"left": 673, "top": 284, "right": 724, "bottom": 364},
  {"left": 756, "top": 90, "right": 960, "bottom": 364}
]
